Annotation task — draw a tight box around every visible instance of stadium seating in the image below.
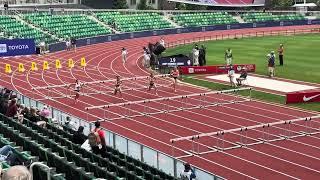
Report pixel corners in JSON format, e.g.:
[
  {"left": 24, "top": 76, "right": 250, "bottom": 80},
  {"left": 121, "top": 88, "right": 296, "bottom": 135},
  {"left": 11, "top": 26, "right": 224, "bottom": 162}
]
[
  {"left": 0, "top": 114, "right": 66, "bottom": 180},
  {"left": 172, "top": 12, "right": 237, "bottom": 27},
  {"left": 0, "top": 112, "right": 177, "bottom": 180},
  {"left": 0, "top": 15, "right": 56, "bottom": 44},
  {"left": 95, "top": 12, "right": 173, "bottom": 32},
  {"left": 23, "top": 13, "right": 112, "bottom": 40},
  {"left": 241, "top": 12, "right": 306, "bottom": 22}
]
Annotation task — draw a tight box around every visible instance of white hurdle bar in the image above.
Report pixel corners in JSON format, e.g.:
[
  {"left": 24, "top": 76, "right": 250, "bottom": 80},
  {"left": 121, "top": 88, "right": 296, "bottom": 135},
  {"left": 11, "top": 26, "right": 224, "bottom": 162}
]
[
  {"left": 85, "top": 87, "right": 252, "bottom": 110},
  {"left": 32, "top": 74, "right": 171, "bottom": 90},
  {"left": 170, "top": 115, "right": 320, "bottom": 143}
]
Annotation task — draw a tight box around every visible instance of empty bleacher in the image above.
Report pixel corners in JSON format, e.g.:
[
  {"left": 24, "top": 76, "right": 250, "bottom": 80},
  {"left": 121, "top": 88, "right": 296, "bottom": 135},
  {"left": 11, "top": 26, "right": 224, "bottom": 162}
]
[
  {"left": 23, "top": 13, "right": 112, "bottom": 40},
  {"left": 0, "top": 15, "right": 55, "bottom": 44},
  {"left": 95, "top": 12, "right": 173, "bottom": 32},
  {"left": 241, "top": 12, "right": 306, "bottom": 22},
  {"left": 171, "top": 12, "right": 237, "bottom": 27}
]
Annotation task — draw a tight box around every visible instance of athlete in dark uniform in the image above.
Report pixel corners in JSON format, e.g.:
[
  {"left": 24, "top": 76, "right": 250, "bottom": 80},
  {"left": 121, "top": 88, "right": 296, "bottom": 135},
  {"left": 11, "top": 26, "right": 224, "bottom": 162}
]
[{"left": 114, "top": 76, "right": 122, "bottom": 97}]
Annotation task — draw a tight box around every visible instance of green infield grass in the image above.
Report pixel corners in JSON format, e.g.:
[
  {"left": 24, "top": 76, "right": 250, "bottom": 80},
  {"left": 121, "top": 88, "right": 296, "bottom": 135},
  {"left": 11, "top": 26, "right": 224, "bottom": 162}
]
[
  {"left": 165, "top": 34, "right": 320, "bottom": 83},
  {"left": 164, "top": 34, "right": 320, "bottom": 112}
]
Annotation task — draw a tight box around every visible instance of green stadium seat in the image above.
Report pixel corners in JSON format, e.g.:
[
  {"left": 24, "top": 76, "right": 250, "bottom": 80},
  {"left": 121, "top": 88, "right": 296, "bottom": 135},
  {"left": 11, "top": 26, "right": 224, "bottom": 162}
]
[
  {"left": 171, "top": 12, "right": 237, "bottom": 27},
  {"left": 96, "top": 12, "right": 172, "bottom": 32},
  {"left": 241, "top": 12, "right": 306, "bottom": 23},
  {"left": 23, "top": 13, "right": 112, "bottom": 40}
]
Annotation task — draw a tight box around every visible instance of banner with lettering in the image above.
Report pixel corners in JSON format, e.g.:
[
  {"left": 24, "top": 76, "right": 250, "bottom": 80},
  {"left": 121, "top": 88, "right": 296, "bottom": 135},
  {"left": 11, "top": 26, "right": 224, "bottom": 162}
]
[
  {"left": 179, "top": 64, "right": 256, "bottom": 74},
  {"left": 0, "top": 39, "right": 36, "bottom": 57}
]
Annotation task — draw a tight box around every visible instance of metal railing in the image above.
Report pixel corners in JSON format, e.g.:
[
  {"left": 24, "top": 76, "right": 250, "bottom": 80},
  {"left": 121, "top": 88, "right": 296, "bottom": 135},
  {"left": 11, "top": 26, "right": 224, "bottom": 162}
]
[{"left": 1, "top": 86, "right": 224, "bottom": 179}]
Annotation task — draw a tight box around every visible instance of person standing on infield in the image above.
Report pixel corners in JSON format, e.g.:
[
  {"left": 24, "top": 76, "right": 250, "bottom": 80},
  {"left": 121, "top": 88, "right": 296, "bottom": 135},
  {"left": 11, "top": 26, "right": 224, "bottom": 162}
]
[
  {"left": 225, "top": 48, "right": 233, "bottom": 65},
  {"left": 278, "top": 44, "right": 284, "bottom": 66},
  {"left": 267, "top": 51, "right": 276, "bottom": 78}
]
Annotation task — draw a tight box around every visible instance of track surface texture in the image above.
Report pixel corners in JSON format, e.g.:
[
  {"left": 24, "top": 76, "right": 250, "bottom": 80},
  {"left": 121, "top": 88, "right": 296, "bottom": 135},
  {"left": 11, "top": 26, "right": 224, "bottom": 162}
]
[{"left": 1, "top": 25, "right": 320, "bottom": 179}]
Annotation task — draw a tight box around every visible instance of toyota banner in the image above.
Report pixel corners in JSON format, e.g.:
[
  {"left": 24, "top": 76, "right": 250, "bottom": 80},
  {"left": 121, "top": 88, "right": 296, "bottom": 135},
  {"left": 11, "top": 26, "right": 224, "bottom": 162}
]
[
  {"left": 286, "top": 91, "right": 320, "bottom": 104},
  {"left": 0, "top": 39, "right": 36, "bottom": 57}
]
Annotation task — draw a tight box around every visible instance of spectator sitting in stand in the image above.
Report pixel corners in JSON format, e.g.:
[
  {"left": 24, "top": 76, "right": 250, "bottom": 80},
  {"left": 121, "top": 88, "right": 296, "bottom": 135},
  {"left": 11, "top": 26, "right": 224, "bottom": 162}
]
[
  {"left": 39, "top": 105, "right": 50, "bottom": 119},
  {"left": 180, "top": 163, "right": 196, "bottom": 180},
  {"left": 26, "top": 107, "right": 46, "bottom": 127},
  {"left": 16, "top": 104, "right": 24, "bottom": 123},
  {"left": 0, "top": 145, "right": 15, "bottom": 162},
  {"left": 0, "top": 145, "right": 31, "bottom": 167},
  {"left": 64, "top": 116, "right": 77, "bottom": 131},
  {"left": 81, "top": 133, "right": 102, "bottom": 155},
  {"left": 73, "top": 126, "right": 86, "bottom": 145},
  {"left": 2, "top": 165, "right": 31, "bottom": 180},
  {"left": 20, "top": 106, "right": 30, "bottom": 117},
  {"left": 6, "top": 98, "right": 18, "bottom": 118},
  {"left": 0, "top": 99, "right": 9, "bottom": 115}
]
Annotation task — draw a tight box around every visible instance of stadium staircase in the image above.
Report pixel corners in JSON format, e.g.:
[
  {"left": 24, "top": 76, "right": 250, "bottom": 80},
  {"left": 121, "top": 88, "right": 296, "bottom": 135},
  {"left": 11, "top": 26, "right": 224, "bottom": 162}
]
[
  {"left": 0, "top": 113, "right": 177, "bottom": 180},
  {"left": 163, "top": 14, "right": 182, "bottom": 28},
  {"left": 233, "top": 15, "right": 245, "bottom": 23},
  {"left": 89, "top": 12, "right": 120, "bottom": 34}
]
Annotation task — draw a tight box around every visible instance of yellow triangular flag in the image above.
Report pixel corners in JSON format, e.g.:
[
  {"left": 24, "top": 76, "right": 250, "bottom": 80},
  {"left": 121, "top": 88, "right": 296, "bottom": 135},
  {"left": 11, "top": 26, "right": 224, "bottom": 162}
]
[
  {"left": 80, "top": 57, "right": 86, "bottom": 67},
  {"left": 56, "top": 59, "right": 62, "bottom": 69},
  {"left": 31, "top": 62, "right": 38, "bottom": 71},
  {"left": 43, "top": 61, "right": 49, "bottom": 70},
  {"left": 5, "top": 64, "right": 12, "bottom": 74},
  {"left": 68, "top": 58, "right": 74, "bottom": 69},
  {"left": 18, "top": 63, "right": 25, "bottom": 73}
]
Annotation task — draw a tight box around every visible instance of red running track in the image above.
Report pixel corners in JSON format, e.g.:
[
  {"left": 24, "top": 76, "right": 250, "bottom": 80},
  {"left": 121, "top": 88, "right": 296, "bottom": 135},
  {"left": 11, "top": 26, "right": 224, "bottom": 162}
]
[{"left": 1, "top": 25, "right": 320, "bottom": 179}]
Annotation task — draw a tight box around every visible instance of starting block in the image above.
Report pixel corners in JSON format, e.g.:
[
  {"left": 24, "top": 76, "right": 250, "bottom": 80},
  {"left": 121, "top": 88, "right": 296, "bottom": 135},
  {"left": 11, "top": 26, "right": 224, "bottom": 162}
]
[
  {"left": 68, "top": 59, "right": 74, "bottom": 68},
  {"left": 31, "top": 62, "right": 38, "bottom": 71},
  {"left": 56, "top": 59, "right": 62, "bottom": 69},
  {"left": 5, "top": 64, "right": 12, "bottom": 74},
  {"left": 18, "top": 63, "right": 25, "bottom": 73},
  {"left": 80, "top": 57, "right": 86, "bottom": 67},
  {"left": 43, "top": 61, "right": 49, "bottom": 70}
]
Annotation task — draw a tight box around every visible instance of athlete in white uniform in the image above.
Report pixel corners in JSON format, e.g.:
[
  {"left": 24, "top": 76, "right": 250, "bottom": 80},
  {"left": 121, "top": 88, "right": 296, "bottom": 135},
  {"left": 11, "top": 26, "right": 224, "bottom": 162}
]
[
  {"left": 121, "top": 48, "right": 128, "bottom": 63},
  {"left": 71, "top": 79, "right": 83, "bottom": 104}
]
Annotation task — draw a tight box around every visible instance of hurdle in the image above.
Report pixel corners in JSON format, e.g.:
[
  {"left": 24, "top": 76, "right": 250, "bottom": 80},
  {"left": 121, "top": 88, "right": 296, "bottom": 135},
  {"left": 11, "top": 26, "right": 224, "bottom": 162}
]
[
  {"left": 85, "top": 87, "right": 252, "bottom": 110},
  {"left": 169, "top": 115, "right": 320, "bottom": 156},
  {"left": 170, "top": 115, "right": 320, "bottom": 143},
  {"left": 31, "top": 74, "right": 171, "bottom": 90},
  {"left": 34, "top": 83, "right": 172, "bottom": 101}
]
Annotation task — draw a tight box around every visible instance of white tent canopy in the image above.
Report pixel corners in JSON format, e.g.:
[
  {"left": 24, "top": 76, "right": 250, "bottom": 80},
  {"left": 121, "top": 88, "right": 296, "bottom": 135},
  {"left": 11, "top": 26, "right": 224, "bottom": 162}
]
[{"left": 292, "top": 3, "right": 317, "bottom": 7}]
